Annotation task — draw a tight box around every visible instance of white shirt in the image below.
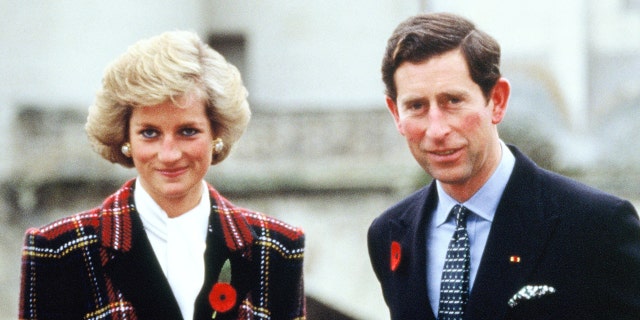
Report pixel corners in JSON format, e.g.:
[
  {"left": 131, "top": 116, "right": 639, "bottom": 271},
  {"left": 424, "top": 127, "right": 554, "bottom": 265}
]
[
  {"left": 135, "top": 180, "right": 210, "bottom": 320},
  {"left": 427, "top": 141, "right": 516, "bottom": 314}
]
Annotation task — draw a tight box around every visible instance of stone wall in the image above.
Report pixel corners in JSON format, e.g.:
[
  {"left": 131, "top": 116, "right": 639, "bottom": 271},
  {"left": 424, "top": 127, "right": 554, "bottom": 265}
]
[
  {"left": 0, "top": 105, "right": 420, "bottom": 319},
  {"left": 2, "top": 104, "right": 637, "bottom": 319}
]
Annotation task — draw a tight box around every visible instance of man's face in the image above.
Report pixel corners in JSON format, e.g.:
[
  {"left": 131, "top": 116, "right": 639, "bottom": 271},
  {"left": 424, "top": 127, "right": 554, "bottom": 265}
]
[{"left": 386, "top": 49, "right": 508, "bottom": 200}]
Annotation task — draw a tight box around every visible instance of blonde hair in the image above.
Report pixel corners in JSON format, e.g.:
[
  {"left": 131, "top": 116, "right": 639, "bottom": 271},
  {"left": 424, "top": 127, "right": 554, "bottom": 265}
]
[{"left": 86, "top": 30, "right": 250, "bottom": 167}]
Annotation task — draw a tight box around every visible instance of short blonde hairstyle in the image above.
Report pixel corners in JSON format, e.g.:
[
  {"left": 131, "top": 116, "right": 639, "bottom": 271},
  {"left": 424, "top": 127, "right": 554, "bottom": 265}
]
[{"left": 86, "top": 30, "right": 250, "bottom": 167}]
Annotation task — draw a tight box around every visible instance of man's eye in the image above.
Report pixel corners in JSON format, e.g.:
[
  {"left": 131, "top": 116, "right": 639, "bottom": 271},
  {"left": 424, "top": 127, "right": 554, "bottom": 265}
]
[
  {"left": 410, "top": 102, "right": 424, "bottom": 110},
  {"left": 140, "top": 129, "right": 158, "bottom": 138}
]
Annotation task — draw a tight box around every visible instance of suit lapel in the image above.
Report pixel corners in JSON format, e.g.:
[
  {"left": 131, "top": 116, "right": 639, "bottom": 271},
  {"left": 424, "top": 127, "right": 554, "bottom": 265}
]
[
  {"left": 193, "top": 205, "right": 227, "bottom": 319},
  {"left": 194, "top": 184, "right": 256, "bottom": 319},
  {"left": 467, "top": 147, "right": 560, "bottom": 319},
  {"left": 100, "top": 180, "right": 183, "bottom": 319},
  {"left": 390, "top": 185, "right": 439, "bottom": 320}
]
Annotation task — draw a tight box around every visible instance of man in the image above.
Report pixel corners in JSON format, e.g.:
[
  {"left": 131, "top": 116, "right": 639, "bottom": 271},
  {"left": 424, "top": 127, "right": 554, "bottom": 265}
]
[{"left": 367, "top": 12, "right": 640, "bottom": 320}]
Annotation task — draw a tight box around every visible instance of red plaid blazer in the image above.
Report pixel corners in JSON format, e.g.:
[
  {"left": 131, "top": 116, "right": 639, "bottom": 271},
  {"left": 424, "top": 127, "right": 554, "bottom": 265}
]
[{"left": 19, "top": 179, "right": 305, "bottom": 320}]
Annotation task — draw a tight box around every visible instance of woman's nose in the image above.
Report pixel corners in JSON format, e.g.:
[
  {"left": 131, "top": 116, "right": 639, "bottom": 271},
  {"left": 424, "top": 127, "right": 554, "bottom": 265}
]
[{"left": 157, "top": 137, "right": 181, "bottom": 162}]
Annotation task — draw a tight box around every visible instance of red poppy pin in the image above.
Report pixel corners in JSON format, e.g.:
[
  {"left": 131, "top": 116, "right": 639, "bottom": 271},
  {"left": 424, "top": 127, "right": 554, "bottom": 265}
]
[
  {"left": 209, "top": 259, "right": 237, "bottom": 318},
  {"left": 390, "top": 241, "right": 402, "bottom": 271}
]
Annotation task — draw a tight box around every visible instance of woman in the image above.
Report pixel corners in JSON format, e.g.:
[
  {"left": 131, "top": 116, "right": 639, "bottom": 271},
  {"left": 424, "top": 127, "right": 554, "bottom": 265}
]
[{"left": 19, "top": 31, "right": 305, "bottom": 320}]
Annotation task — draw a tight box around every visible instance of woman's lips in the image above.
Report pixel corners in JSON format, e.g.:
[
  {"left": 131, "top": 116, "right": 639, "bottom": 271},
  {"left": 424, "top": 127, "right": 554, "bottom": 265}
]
[{"left": 157, "top": 167, "right": 188, "bottom": 178}]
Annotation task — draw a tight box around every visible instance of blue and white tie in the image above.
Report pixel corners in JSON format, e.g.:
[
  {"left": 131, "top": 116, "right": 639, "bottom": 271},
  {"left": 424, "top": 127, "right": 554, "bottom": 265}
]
[{"left": 438, "top": 205, "right": 470, "bottom": 320}]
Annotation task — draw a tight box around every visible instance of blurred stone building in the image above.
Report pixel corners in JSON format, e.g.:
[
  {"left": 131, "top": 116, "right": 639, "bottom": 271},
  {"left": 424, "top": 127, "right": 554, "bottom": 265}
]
[{"left": 1, "top": 1, "right": 639, "bottom": 319}]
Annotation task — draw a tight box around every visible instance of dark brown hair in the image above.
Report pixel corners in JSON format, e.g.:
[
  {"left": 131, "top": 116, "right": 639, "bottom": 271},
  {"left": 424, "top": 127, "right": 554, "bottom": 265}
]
[{"left": 382, "top": 12, "right": 502, "bottom": 101}]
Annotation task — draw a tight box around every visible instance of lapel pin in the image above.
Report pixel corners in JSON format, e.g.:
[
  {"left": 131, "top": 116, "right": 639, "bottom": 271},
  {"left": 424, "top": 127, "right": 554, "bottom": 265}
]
[
  {"left": 509, "top": 255, "right": 521, "bottom": 263},
  {"left": 210, "top": 259, "right": 237, "bottom": 318},
  {"left": 390, "top": 241, "right": 402, "bottom": 271}
]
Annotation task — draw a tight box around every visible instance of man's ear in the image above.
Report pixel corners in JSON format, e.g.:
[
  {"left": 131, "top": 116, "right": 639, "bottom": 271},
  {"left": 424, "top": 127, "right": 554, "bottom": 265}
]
[
  {"left": 490, "top": 77, "right": 510, "bottom": 124},
  {"left": 386, "top": 95, "right": 405, "bottom": 135}
]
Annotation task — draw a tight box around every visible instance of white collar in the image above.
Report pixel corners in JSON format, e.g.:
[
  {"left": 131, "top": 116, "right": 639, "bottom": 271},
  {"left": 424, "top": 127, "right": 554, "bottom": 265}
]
[
  {"left": 134, "top": 179, "right": 211, "bottom": 320},
  {"left": 435, "top": 140, "right": 515, "bottom": 225}
]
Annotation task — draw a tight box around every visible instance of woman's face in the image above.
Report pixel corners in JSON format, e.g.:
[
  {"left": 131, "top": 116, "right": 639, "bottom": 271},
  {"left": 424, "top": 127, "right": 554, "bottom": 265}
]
[{"left": 128, "top": 93, "right": 214, "bottom": 215}]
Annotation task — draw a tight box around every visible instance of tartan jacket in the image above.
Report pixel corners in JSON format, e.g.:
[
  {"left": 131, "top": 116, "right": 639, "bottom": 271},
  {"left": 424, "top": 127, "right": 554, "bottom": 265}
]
[{"left": 19, "top": 179, "right": 306, "bottom": 320}]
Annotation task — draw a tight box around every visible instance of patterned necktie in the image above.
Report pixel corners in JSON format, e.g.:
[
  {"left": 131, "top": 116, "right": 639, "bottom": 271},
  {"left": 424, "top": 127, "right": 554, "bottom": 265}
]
[{"left": 438, "top": 205, "right": 471, "bottom": 320}]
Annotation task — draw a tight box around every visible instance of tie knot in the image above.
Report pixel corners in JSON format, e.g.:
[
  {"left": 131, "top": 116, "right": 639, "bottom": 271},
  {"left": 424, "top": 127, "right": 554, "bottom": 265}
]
[{"left": 452, "top": 205, "right": 469, "bottom": 229}]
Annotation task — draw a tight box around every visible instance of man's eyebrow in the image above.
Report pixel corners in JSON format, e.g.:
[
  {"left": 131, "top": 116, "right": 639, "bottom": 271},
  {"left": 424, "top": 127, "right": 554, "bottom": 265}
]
[
  {"left": 398, "top": 95, "right": 428, "bottom": 107},
  {"left": 438, "top": 89, "right": 470, "bottom": 99}
]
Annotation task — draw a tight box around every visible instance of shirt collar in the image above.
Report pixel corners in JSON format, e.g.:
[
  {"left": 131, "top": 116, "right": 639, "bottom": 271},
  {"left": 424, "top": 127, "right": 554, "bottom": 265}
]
[
  {"left": 135, "top": 179, "right": 168, "bottom": 240},
  {"left": 435, "top": 141, "right": 515, "bottom": 226},
  {"left": 134, "top": 179, "right": 210, "bottom": 240}
]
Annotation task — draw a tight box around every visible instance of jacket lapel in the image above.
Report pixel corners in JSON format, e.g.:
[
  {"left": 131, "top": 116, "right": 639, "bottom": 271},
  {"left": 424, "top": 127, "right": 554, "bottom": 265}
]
[
  {"left": 390, "top": 185, "right": 439, "bottom": 320},
  {"left": 99, "top": 179, "right": 184, "bottom": 319},
  {"left": 467, "top": 146, "right": 560, "bottom": 319},
  {"left": 194, "top": 184, "right": 257, "bottom": 319}
]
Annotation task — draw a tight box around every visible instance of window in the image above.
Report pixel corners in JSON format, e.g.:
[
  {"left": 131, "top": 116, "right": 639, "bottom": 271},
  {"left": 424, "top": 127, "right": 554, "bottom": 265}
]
[{"left": 207, "top": 33, "right": 247, "bottom": 75}]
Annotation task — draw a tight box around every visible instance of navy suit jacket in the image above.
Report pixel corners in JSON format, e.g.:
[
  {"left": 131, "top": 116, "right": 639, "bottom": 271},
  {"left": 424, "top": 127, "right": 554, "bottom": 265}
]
[
  {"left": 19, "top": 179, "right": 305, "bottom": 320},
  {"left": 368, "top": 145, "right": 640, "bottom": 319}
]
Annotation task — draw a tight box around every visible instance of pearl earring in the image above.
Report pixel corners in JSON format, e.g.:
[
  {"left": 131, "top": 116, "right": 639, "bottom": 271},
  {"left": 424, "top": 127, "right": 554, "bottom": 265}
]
[
  {"left": 213, "top": 138, "right": 224, "bottom": 154},
  {"left": 121, "top": 142, "right": 132, "bottom": 157}
]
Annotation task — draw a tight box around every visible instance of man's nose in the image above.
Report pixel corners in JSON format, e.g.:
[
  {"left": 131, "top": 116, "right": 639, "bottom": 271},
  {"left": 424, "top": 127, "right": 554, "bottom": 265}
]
[{"left": 425, "top": 109, "right": 451, "bottom": 140}]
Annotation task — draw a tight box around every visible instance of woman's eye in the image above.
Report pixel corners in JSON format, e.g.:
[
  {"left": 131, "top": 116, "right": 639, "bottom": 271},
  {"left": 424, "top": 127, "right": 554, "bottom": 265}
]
[
  {"left": 181, "top": 128, "right": 199, "bottom": 136},
  {"left": 140, "top": 129, "right": 158, "bottom": 138}
]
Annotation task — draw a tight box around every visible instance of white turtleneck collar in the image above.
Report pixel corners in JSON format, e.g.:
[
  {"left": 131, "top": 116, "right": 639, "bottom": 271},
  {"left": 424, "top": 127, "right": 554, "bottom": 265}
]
[{"left": 134, "top": 179, "right": 211, "bottom": 320}]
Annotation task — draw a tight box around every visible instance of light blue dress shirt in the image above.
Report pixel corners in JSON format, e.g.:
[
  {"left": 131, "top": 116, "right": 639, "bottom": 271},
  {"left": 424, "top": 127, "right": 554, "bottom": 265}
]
[{"left": 427, "top": 141, "right": 516, "bottom": 314}]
